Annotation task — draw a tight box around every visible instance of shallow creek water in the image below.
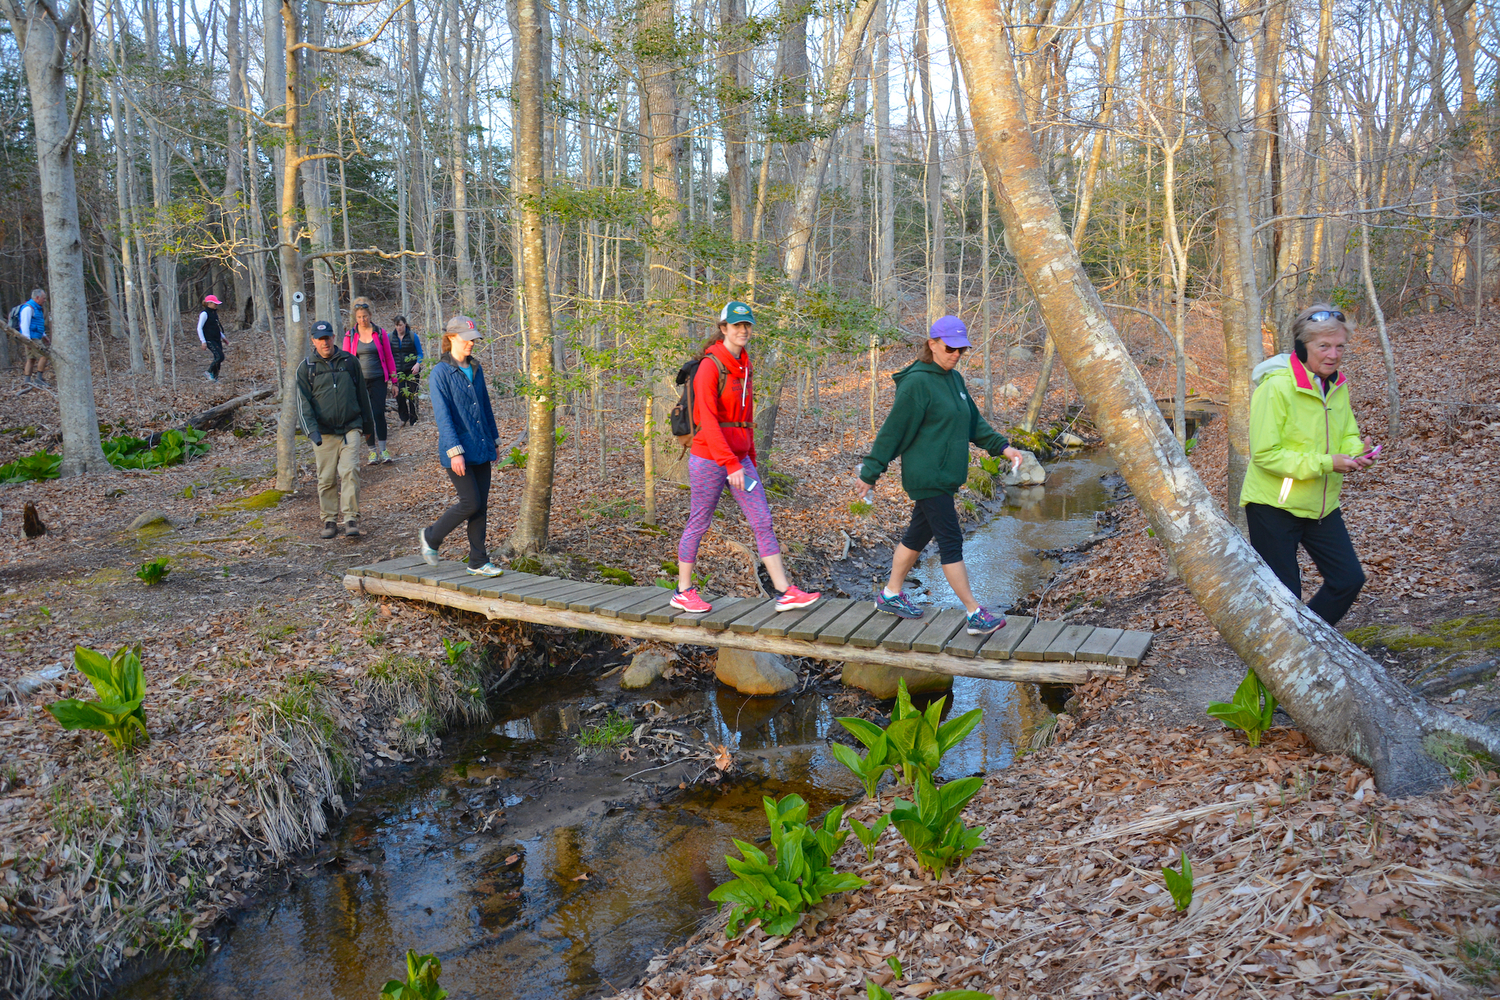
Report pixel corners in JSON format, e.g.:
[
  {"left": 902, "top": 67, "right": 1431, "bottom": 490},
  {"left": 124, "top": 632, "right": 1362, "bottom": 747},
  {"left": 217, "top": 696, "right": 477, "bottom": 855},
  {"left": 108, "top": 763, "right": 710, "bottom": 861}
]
[{"left": 116, "top": 452, "right": 1117, "bottom": 1000}]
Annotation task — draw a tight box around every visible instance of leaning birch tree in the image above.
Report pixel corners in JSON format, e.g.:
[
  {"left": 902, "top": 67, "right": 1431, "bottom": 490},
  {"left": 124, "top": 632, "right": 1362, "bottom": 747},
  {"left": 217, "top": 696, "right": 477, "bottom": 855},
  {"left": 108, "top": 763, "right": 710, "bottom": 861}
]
[
  {"left": 2, "top": 0, "right": 111, "bottom": 476},
  {"left": 947, "top": 0, "right": 1498, "bottom": 796}
]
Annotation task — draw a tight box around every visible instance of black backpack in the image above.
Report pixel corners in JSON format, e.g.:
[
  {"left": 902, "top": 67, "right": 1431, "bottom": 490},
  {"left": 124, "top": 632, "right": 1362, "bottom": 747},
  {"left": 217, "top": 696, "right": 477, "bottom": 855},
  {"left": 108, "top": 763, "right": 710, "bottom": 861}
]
[{"left": 669, "top": 353, "right": 731, "bottom": 447}]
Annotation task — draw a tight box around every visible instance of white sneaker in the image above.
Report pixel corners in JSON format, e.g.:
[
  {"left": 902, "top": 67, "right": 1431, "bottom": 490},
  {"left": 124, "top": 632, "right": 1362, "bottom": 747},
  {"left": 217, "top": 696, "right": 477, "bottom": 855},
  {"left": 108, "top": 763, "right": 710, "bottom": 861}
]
[
  {"left": 466, "top": 562, "right": 504, "bottom": 577},
  {"left": 419, "top": 529, "right": 440, "bottom": 566}
]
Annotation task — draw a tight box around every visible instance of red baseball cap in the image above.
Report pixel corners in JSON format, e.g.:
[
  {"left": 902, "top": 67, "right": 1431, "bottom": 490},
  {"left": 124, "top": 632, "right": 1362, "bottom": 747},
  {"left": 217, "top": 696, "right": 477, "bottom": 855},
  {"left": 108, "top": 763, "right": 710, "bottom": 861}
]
[{"left": 203, "top": 294, "right": 222, "bottom": 306}]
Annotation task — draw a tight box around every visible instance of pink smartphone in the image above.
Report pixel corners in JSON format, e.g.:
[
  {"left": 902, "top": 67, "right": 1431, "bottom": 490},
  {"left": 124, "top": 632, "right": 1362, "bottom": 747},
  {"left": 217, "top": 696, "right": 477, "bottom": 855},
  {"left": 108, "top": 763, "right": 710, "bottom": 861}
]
[{"left": 1367, "top": 443, "right": 1382, "bottom": 459}]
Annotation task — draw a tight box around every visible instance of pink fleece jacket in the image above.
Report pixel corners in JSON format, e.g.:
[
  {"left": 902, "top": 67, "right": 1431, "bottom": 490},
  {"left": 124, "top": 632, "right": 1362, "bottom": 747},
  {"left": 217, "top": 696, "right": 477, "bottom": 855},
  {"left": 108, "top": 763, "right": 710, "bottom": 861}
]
[{"left": 343, "top": 327, "right": 397, "bottom": 382}]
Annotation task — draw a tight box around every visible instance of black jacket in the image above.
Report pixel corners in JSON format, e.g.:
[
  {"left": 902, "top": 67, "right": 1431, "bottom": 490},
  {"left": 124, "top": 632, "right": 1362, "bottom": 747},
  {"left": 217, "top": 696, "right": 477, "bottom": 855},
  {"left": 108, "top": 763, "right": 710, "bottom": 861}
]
[{"left": 296, "top": 347, "right": 375, "bottom": 443}]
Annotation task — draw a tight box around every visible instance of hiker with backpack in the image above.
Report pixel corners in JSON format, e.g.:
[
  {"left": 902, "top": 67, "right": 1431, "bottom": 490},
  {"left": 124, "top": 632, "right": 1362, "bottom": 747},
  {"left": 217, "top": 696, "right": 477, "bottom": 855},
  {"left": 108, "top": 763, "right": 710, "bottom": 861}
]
[
  {"left": 10, "top": 289, "right": 49, "bottom": 386},
  {"left": 197, "top": 294, "right": 229, "bottom": 382},
  {"left": 668, "top": 301, "right": 820, "bottom": 614},
  {"left": 342, "top": 297, "right": 398, "bottom": 465},
  {"left": 855, "top": 315, "right": 1024, "bottom": 636}
]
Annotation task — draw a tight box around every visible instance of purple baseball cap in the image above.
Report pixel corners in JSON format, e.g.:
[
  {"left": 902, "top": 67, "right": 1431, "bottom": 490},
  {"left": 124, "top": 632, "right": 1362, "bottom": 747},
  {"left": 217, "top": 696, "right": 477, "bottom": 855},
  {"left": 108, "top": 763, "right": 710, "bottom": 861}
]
[{"left": 929, "top": 315, "right": 971, "bottom": 348}]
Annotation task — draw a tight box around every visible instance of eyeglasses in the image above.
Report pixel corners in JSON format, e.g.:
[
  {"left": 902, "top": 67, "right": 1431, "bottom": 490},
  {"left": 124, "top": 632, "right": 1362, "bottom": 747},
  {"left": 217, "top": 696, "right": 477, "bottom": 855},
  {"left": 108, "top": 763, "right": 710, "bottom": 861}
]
[{"left": 1306, "top": 309, "right": 1345, "bottom": 324}]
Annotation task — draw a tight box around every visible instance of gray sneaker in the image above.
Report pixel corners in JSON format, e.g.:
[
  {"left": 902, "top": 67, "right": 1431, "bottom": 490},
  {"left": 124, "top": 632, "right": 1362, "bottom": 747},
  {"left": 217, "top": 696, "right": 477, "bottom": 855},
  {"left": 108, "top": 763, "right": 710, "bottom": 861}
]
[
  {"left": 874, "top": 590, "right": 924, "bottom": 619},
  {"left": 419, "top": 529, "right": 440, "bottom": 565},
  {"left": 965, "top": 607, "right": 1006, "bottom": 636},
  {"left": 466, "top": 562, "right": 504, "bottom": 577}
]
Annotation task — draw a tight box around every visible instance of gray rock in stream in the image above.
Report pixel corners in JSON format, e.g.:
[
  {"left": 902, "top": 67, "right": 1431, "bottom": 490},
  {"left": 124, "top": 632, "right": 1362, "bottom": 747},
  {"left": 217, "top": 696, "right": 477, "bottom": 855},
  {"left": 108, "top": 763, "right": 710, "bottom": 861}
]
[
  {"left": 841, "top": 662, "right": 952, "bottom": 700},
  {"left": 620, "top": 651, "right": 669, "bottom": 689},
  {"left": 1002, "top": 450, "right": 1047, "bottom": 486},
  {"left": 715, "top": 648, "right": 797, "bottom": 696}
]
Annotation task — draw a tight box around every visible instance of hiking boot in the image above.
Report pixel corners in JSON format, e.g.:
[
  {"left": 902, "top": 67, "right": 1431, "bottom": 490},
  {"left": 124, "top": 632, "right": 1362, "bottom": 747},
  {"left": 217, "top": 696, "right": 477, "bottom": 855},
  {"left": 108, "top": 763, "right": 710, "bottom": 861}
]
[
  {"left": 466, "top": 562, "right": 504, "bottom": 577},
  {"left": 775, "top": 585, "right": 821, "bottom": 611},
  {"left": 419, "top": 529, "right": 440, "bottom": 566},
  {"left": 965, "top": 607, "right": 1006, "bottom": 636},
  {"left": 874, "top": 589, "right": 923, "bottom": 619},
  {"left": 367, "top": 450, "right": 380, "bottom": 465},
  {"left": 381, "top": 450, "right": 393, "bottom": 464},
  {"left": 343, "top": 520, "right": 361, "bottom": 538},
  {"left": 669, "top": 588, "right": 712, "bottom": 613},
  {"left": 320, "top": 521, "right": 339, "bottom": 539}
]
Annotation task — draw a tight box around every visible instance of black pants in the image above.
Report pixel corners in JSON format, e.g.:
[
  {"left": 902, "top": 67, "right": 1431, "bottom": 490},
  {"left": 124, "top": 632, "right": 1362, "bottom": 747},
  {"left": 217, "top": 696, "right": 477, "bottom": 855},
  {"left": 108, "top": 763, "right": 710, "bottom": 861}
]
[
  {"left": 1246, "top": 503, "right": 1366, "bottom": 626},
  {"left": 396, "top": 363, "right": 420, "bottom": 424},
  {"left": 900, "top": 493, "right": 965, "bottom": 565},
  {"left": 425, "top": 461, "right": 492, "bottom": 568},
  {"left": 206, "top": 339, "right": 225, "bottom": 378},
  {"left": 365, "top": 377, "right": 388, "bottom": 442}
]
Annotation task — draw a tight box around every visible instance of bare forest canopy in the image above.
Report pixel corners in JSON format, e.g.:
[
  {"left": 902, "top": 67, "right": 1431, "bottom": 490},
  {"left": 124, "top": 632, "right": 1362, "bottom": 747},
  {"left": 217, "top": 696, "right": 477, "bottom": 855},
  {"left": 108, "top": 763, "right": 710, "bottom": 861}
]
[{"left": 2, "top": 0, "right": 1498, "bottom": 391}]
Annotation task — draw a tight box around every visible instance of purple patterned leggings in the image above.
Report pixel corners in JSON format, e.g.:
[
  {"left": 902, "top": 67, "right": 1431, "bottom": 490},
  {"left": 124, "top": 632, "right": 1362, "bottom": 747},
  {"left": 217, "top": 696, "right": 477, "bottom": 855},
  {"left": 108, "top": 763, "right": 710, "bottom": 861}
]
[{"left": 678, "top": 455, "right": 781, "bottom": 563}]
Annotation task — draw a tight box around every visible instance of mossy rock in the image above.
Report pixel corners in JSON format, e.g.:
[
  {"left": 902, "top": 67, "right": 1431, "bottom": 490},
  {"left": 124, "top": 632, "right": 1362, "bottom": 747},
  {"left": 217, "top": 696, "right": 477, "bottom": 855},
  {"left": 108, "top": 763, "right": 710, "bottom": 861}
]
[
  {"left": 1005, "top": 427, "right": 1053, "bottom": 461},
  {"left": 1343, "top": 615, "right": 1500, "bottom": 654},
  {"left": 226, "top": 489, "right": 286, "bottom": 510},
  {"left": 597, "top": 564, "right": 635, "bottom": 586},
  {"left": 965, "top": 465, "right": 996, "bottom": 499},
  {"left": 510, "top": 555, "right": 544, "bottom": 575}
]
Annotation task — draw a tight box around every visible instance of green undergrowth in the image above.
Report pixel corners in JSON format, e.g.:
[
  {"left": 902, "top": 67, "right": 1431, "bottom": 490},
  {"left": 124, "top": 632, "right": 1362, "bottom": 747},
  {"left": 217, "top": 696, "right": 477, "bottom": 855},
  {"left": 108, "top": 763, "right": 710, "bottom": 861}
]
[
  {"left": 365, "top": 645, "right": 490, "bottom": 754},
  {"left": 1422, "top": 732, "right": 1498, "bottom": 785},
  {"left": 225, "top": 489, "right": 286, "bottom": 510},
  {"left": 576, "top": 712, "right": 634, "bottom": 749},
  {"left": 0, "top": 430, "right": 210, "bottom": 483},
  {"left": 1343, "top": 615, "right": 1500, "bottom": 654}
]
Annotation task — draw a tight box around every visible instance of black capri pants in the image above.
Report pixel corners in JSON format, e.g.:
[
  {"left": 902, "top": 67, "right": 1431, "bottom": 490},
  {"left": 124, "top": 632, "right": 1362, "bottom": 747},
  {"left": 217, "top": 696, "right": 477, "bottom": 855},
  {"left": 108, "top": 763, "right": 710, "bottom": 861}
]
[
  {"left": 1245, "top": 502, "right": 1366, "bottom": 626},
  {"left": 900, "top": 494, "right": 966, "bottom": 565}
]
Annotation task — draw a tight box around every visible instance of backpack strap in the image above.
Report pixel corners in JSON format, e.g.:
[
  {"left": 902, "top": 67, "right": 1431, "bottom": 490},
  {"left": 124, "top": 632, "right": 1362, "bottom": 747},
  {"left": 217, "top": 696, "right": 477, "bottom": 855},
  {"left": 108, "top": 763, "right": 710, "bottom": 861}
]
[{"left": 701, "top": 354, "right": 752, "bottom": 428}]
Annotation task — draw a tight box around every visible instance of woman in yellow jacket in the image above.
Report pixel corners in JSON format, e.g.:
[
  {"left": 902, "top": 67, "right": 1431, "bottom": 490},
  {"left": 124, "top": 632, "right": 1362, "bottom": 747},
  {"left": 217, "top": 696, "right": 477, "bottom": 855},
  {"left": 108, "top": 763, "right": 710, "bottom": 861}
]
[{"left": 1240, "top": 305, "right": 1378, "bottom": 625}]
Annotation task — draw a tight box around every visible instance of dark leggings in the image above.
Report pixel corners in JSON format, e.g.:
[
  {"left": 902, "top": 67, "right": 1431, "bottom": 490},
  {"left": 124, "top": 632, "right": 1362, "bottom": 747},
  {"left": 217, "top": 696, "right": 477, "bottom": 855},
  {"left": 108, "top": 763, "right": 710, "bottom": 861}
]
[
  {"left": 1246, "top": 503, "right": 1366, "bottom": 626},
  {"left": 206, "top": 340, "right": 225, "bottom": 378},
  {"left": 365, "top": 377, "right": 388, "bottom": 442},
  {"left": 396, "top": 364, "right": 420, "bottom": 423},
  {"left": 425, "top": 461, "right": 492, "bottom": 568},
  {"left": 900, "top": 493, "right": 965, "bottom": 565}
]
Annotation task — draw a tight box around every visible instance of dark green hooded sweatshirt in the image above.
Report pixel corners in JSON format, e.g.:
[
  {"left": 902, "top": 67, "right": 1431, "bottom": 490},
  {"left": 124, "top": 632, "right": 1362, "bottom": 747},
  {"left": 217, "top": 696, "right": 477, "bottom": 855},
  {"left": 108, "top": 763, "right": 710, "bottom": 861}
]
[{"left": 859, "top": 360, "right": 1010, "bottom": 500}]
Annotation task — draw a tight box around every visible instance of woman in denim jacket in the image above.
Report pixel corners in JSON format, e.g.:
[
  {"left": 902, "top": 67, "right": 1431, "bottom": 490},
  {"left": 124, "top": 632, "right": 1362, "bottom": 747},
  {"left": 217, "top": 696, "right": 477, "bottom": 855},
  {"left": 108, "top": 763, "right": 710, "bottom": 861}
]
[{"left": 420, "top": 315, "right": 503, "bottom": 576}]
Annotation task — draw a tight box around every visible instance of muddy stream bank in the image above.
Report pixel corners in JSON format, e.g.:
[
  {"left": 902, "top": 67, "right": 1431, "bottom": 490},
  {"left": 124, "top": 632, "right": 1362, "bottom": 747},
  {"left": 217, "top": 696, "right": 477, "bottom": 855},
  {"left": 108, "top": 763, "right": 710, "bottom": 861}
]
[{"left": 111, "top": 451, "right": 1120, "bottom": 1000}]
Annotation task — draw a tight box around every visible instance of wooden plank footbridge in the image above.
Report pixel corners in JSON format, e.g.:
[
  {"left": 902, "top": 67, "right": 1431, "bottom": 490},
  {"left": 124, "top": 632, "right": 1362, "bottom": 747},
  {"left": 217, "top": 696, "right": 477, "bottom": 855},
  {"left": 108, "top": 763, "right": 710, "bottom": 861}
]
[{"left": 345, "top": 556, "right": 1153, "bottom": 684}]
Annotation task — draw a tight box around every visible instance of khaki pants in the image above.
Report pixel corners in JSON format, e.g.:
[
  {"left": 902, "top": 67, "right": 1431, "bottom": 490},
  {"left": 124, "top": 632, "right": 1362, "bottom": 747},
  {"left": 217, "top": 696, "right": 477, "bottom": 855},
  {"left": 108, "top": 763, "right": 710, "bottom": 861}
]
[{"left": 313, "top": 429, "right": 362, "bottom": 524}]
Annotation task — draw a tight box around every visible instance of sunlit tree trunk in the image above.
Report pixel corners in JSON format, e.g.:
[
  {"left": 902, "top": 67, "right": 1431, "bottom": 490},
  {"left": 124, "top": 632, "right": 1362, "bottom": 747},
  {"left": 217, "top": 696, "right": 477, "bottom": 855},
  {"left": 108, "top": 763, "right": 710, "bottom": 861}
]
[
  {"left": 948, "top": 0, "right": 1495, "bottom": 796},
  {"left": 274, "top": 0, "right": 311, "bottom": 492},
  {"left": 106, "top": 5, "right": 145, "bottom": 374},
  {"left": 448, "top": 0, "right": 477, "bottom": 315},
  {"left": 719, "top": 0, "right": 750, "bottom": 244},
  {"left": 509, "top": 0, "right": 556, "bottom": 553},
  {"left": 3, "top": 0, "right": 111, "bottom": 476},
  {"left": 917, "top": 0, "right": 943, "bottom": 324}
]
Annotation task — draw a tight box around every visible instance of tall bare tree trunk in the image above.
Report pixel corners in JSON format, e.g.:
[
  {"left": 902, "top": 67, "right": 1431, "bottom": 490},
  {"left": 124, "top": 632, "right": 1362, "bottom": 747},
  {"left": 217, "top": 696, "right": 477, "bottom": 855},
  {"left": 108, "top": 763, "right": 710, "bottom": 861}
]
[
  {"left": 509, "top": 0, "right": 556, "bottom": 554},
  {"left": 719, "top": 0, "right": 751, "bottom": 244},
  {"left": 300, "top": 0, "right": 337, "bottom": 328},
  {"left": 274, "top": 0, "right": 311, "bottom": 492},
  {"left": 917, "top": 0, "right": 943, "bottom": 324},
  {"left": 3, "top": 0, "right": 111, "bottom": 475},
  {"left": 948, "top": 0, "right": 1493, "bottom": 796},
  {"left": 222, "top": 0, "right": 253, "bottom": 327},
  {"left": 106, "top": 6, "right": 145, "bottom": 374},
  {"left": 448, "top": 0, "right": 477, "bottom": 315},
  {"left": 1185, "top": 0, "right": 1262, "bottom": 531}
]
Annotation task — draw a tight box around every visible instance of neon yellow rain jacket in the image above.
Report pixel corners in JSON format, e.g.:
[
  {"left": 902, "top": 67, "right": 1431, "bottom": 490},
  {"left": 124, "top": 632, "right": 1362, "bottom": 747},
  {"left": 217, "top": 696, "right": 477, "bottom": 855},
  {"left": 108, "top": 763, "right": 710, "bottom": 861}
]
[{"left": 1239, "top": 353, "right": 1366, "bottom": 520}]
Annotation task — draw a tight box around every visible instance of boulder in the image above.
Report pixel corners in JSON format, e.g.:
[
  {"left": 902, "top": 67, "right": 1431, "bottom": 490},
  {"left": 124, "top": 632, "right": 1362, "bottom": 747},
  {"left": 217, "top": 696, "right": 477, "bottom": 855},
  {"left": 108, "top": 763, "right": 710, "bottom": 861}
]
[
  {"left": 841, "top": 661, "right": 952, "bottom": 700},
  {"left": 1000, "top": 382, "right": 1021, "bottom": 400},
  {"left": 1055, "top": 431, "right": 1085, "bottom": 448},
  {"left": 620, "top": 651, "right": 669, "bottom": 690},
  {"left": 128, "top": 511, "right": 172, "bottom": 530},
  {"left": 1001, "top": 450, "right": 1047, "bottom": 486},
  {"left": 715, "top": 648, "right": 798, "bottom": 696},
  {"left": 1007, "top": 345, "right": 1034, "bottom": 363}
]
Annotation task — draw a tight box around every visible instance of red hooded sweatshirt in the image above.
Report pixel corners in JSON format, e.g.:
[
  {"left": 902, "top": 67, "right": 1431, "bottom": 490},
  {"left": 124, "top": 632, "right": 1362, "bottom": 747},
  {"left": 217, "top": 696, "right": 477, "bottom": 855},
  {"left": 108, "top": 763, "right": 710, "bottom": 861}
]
[{"left": 689, "top": 341, "right": 755, "bottom": 472}]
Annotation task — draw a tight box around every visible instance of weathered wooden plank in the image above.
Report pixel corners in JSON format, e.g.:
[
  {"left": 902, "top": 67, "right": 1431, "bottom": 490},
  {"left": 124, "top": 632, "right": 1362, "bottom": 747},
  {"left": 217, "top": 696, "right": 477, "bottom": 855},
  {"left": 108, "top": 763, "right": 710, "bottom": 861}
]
[
  {"left": 979, "top": 616, "right": 1037, "bottom": 660},
  {"left": 398, "top": 560, "right": 438, "bottom": 583},
  {"left": 521, "top": 579, "right": 585, "bottom": 607},
  {"left": 592, "top": 586, "right": 665, "bottom": 618},
  {"left": 1105, "top": 630, "right": 1154, "bottom": 666},
  {"left": 495, "top": 573, "right": 557, "bottom": 601},
  {"left": 617, "top": 589, "right": 681, "bottom": 622},
  {"left": 1013, "top": 620, "right": 1067, "bottom": 661},
  {"left": 815, "top": 602, "right": 882, "bottom": 646},
  {"left": 943, "top": 617, "right": 1010, "bottom": 658},
  {"left": 367, "top": 555, "right": 428, "bottom": 579},
  {"left": 756, "top": 602, "right": 824, "bottom": 638},
  {"left": 846, "top": 612, "right": 900, "bottom": 649},
  {"left": 787, "top": 599, "right": 857, "bottom": 641},
  {"left": 878, "top": 611, "right": 933, "bottom": 652},
  {"left": 348, "top": 573, "right": 1131, "bottom": 682},
  {"left": 564, "top": 584, "right": 632, "bottom": 613},
  {"left": 1044, "top": 624, "right": 1095, "bottom": 662},
  {"left": 673, "top": 595, "right": 745, "bottom": 627},
  {"left": 644, "top": 590, "right": 688, "bottom": 623},
  {"left": 698, "top": 595, "right": 770, "bottom": 631},
  {"left": 911, "top": 609, "right": 970, "bottom": 654},
  {"left": 458, "top": 577, "right": 509, "bottom": 598},
  {"left": 1076, "top": 627, "right": 1125, "bottom": 661},
  {"left": 725, "top": 598, "right": 784, "bottom": 634},
  {"left": 431, "top": 565, "right": 480, "bottom": 591}
]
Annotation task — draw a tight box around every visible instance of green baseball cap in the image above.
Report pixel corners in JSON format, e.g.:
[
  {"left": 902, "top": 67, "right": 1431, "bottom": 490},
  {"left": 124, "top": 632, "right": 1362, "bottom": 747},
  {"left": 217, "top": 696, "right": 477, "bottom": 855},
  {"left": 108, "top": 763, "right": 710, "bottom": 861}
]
[{"left": 719, "top": 300, "right": 755, "bottom": 325}]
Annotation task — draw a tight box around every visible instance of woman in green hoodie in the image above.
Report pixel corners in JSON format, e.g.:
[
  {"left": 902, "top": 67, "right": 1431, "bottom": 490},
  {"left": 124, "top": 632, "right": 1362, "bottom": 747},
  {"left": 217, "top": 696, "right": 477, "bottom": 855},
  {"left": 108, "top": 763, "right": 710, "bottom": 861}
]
[
  {"left": 1240, "top": 304, "right": 1377, "bottom": 625},
  {"left": 856, "top": 316, "right": 1024, "bottom": 636}
]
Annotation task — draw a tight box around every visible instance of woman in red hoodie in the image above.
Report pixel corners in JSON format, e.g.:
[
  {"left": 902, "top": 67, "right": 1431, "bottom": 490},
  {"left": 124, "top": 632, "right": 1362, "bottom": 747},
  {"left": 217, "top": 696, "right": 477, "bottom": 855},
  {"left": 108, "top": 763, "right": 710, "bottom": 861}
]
[{"left": 671, "top": 301, "right": 820, "bottom": 614}]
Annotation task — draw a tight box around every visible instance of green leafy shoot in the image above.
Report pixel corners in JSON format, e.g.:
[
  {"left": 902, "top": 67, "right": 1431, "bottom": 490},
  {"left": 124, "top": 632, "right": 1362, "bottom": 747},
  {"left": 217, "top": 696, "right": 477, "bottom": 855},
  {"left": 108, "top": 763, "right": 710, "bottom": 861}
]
[
  {"left": 1162, "top": 850, "right": 1193, "bottom": 912},
  {"left": 498, "top": 446, "right": 528, "bottom": 470},
  {"left": 136, "top": 557, "right": 170, "bottom": 586},
  {"left": 978, "top": 455, "right": 1002, "bottom": 476},
  {"left": 886, "top": 956, "right": 903, "bottom": 979},
  {"left": 379, "top": 949, "right": 448, "bottom": 1000},
  {"left": 848, "top": 813, "right": 891, "bottom": 861},
  {"left": 576, "top": 713, "right": 634, "bottom": 749},
  {"left": 46, "top": 645, "right": 149, "bottom": 751},
  {"left": 888, "top": 770, "right": 986, "bottom": 881},
  {"left": 848, "top": 499, "right": 873, "bottom": 516},
  {"left": 441, "top": 637, "right": 472, "bottom": 669},
  {"left": 883, "top": 679, "right": 983, "bottom": 786},
  {"left": 1205, "top": 667, "right": 1277, "bottom": 747},
  {"left": 708, "top": 794, "right": 867, "bottom": 938},
  {"left": 832, "top": 717, "right": 895, "bottom": 799}
]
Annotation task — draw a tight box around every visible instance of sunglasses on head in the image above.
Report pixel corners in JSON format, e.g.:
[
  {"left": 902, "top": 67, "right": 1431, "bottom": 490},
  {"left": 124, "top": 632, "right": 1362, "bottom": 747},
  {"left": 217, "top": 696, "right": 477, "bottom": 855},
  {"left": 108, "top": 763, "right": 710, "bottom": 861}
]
[{"left": 1306, "top": 309, "right": 1345, "bottom": 324}]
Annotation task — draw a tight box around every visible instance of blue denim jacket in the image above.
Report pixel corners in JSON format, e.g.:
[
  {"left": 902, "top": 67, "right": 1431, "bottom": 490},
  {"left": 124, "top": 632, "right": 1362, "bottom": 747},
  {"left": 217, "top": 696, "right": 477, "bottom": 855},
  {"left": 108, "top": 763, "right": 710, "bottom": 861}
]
[{"left": 430, "top": 357, "right": 500, "bottom": 469}]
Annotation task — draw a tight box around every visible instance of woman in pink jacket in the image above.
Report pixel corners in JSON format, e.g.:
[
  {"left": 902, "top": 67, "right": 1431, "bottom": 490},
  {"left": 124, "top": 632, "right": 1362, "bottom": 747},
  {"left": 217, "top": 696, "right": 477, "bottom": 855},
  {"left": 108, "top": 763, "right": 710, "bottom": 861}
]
[{"left": 343, "top": 298, "right": 397, "bottom": 464}]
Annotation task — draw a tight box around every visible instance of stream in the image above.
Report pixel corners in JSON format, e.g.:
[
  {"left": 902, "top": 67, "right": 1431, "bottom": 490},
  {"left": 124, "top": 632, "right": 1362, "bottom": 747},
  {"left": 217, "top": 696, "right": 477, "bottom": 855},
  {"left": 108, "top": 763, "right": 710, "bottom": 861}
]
[{"left": 113, "top": 451, "right": 1118, "bottom": 1000}]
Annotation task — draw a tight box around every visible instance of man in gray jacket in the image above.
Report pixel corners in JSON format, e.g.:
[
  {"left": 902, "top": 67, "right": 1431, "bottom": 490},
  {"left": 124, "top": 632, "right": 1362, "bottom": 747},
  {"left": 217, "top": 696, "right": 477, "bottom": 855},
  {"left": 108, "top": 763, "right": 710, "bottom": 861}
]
[{"left": 297, "top": 320, "right": 375, "bottom": 538}]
